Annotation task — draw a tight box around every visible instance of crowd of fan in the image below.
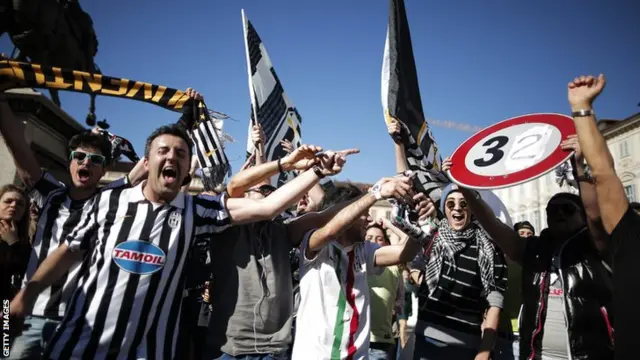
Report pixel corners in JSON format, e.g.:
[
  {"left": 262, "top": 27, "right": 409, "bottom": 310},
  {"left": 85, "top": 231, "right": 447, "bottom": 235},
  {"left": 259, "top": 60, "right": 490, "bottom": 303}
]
[{"left": 1, "top": 74, "right": 638, "bottom": 360}]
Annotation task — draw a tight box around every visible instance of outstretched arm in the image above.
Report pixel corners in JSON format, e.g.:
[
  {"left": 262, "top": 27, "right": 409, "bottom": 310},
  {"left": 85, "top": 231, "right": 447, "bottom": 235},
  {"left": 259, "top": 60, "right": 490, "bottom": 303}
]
[
  {"left": 568, "top": 74, "right": 628, "bottom": 234},
  {"left": 0, "top": 95, "right": 42, "bottom": 188},
  {"left": 226, "top": 145, "right": 321, "bottom": 198},
  {"left": 306, "top": 176, "right": 413, "bottom": 259},
  {"left": 226, "top": 150, "right": 355, "bottom": 224}
]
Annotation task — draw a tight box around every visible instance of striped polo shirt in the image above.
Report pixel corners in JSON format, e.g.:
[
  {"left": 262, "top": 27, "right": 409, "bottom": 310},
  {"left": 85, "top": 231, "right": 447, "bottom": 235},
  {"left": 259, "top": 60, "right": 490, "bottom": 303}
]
[
  {"left": 24, "top": 172, "right": 128, "bottom": 318},
  {"left": 292, "top": 230, "right": 382, "bottom": 360},
  {"left": 44, "top": 182, "right": 231, "bottom": 360}
]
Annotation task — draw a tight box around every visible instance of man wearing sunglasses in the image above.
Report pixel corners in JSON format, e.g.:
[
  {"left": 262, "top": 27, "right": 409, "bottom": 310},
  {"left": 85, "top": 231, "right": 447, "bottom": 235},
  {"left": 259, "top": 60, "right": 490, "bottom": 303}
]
[
  {"left": 0, "top": 93, "right": 145, "bottom": 360},
  {"left": 442, "top": 132, "right": 613, "bottom": 359}
]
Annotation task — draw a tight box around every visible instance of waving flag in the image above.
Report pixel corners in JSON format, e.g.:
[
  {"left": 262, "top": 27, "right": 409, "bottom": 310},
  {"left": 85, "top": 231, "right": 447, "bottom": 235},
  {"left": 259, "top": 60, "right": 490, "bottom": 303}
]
[
  {"left": 0, "top": 59, "right": 231, "bottom": 187},
  {"left": 242, "top": 9, "right": 302, "bottom": 187},
  {"left": 381, "top": 0, "right": 448, "bottom": 201}
]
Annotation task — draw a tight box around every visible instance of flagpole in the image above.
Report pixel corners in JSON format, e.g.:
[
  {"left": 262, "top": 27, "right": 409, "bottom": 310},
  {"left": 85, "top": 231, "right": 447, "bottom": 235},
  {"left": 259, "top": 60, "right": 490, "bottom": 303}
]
[{"left": 241, "top": 9, "right": 264, "bottom": 158}]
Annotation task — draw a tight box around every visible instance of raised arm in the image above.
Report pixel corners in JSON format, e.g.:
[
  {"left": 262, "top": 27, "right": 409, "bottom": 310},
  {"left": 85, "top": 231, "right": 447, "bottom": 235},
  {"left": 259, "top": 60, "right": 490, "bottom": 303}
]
[
  {"left": 306, "top": 176, "right": 413, "bottom": 259},
  {"left": 226, "top": 144, "right": 321, "bottom": 198},
  {"left": 374, "top": 194, "right": 436, "bottom": 266},
  {"left": 0, "top": 94, "right": 42, "bottom": 188},
  {"left": 443, "top": 159, "right": 524, "bottom": 263},
  {"left": 226, "top": 150, "right": 356, "bottom": 224},
  {"left": 252, "top": 124, "right": 266, "bottom": 166},
  {"left": 560, "top": 136, "right": 608, "bottom": 253},
  {"left": 568, "top": 75, "right": 628, "bottom": 234},
  {"left": 387, "top": 119, "right": 409, "bottom": 173}
]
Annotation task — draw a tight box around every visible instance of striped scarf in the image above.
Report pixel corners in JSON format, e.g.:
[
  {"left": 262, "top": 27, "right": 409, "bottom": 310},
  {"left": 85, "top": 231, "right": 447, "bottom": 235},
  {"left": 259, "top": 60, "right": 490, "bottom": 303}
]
[
  {"left": 0, "top": 59, "right": 230, "bottom": 186},
  {"left": 424, "top": 218, "right": 496, "bottom": 299}
]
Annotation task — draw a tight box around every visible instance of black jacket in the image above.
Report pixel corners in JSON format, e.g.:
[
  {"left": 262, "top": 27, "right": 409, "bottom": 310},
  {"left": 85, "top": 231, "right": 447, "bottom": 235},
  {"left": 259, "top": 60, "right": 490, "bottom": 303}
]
[{"left": 519, "top": 227, "right": 614, "bottom": 360}]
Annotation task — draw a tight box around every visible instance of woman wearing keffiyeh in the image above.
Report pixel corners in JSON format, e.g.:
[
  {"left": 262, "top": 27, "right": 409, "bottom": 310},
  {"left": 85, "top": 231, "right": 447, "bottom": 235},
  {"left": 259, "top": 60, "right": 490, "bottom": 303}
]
[{"left": 409, "top": 182, "right": 508, "bottom": 360}]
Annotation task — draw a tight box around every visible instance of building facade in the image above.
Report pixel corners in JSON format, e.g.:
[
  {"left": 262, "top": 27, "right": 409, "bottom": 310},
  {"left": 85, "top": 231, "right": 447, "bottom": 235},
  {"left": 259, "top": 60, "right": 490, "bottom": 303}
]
[
  {"left": 0, "top": 89, "right": 86, "bottom": 186},
  {"left": 494, "top": 112, "right": 640, "bottom": 233}
]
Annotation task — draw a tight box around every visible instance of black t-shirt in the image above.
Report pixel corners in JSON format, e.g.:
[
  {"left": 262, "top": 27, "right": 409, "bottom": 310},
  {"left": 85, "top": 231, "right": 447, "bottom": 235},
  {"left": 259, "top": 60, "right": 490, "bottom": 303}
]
[
  {"left": 0, "top": 240, "right": 31, "bottom": 301},
  {"left": 611, "top": 207, "right": 640, "bottom": 360}
]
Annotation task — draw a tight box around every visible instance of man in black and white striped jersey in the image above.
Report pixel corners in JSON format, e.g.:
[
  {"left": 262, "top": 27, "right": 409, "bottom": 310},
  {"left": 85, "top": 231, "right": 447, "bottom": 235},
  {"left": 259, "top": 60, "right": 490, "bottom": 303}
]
[
  {"left": 10, "top": 107, "right": 349, "bottom": 358},
  {"left": 0, "top": 95, "right": 146, "bottom": 360}
]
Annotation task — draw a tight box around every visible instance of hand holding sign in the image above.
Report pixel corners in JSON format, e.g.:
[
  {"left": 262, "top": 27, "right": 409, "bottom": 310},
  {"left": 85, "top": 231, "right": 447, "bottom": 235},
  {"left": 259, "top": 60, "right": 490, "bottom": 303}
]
[{"left": 448, "top": 113, "right": 576, "bottom": 190}]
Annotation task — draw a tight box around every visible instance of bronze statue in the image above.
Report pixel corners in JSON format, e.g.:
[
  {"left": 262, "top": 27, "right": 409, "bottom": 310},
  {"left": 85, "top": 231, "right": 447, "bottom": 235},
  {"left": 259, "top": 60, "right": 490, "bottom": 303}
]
[{"left": 0, "top": 0, "right": 103, "bottom": 126}]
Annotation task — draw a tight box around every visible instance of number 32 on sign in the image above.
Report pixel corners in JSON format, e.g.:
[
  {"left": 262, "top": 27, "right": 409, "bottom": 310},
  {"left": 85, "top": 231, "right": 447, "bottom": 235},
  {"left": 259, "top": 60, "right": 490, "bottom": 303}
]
[{"left": 447, "top": 113, "right": 576, "bottom": 190}]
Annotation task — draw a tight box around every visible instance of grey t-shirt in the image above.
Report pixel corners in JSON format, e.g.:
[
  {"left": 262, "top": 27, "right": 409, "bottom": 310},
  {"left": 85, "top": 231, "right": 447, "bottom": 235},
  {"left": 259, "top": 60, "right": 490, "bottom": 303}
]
[
  {"left": 541, "top": 272, "right": 569, "bottom": 359},
  {"left": 207, "top": 220, "right": 294, "bottom": 356}
]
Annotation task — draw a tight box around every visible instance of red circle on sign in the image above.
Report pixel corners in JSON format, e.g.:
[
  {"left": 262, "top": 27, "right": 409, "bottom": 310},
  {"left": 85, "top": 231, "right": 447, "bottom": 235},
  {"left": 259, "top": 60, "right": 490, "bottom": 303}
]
[{"left": 448, "top": 113, "right": 576, "bottom": 190}]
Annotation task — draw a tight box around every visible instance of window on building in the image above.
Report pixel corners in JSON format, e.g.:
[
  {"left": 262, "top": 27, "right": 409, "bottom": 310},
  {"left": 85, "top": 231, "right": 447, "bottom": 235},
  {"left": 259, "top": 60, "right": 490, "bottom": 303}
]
[
  {"left": 624, "top": 184, "right": 636, "bottom": 202},
  {"left": 620, "top": 141, "right": 630, "bottom": 158},
  {"left": 385, "top": 211, "right": 391, "bottom": 220},
  {"left": 533, "top": 210, "right": 541, "bottom": 232}
]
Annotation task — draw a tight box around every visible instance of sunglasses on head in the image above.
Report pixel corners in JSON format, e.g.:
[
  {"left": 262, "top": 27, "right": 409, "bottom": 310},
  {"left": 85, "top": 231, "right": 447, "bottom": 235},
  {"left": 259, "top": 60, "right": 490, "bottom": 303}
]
[
  {"left": 445, "top": 200, "right": 468, "bottom": 210},
  {"left": 69, "top": 151, "right": 106, "bottom": 166}
]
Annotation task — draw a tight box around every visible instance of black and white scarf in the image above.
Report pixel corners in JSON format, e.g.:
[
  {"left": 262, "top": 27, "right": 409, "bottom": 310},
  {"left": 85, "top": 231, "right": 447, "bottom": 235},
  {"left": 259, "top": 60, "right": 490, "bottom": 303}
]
[{"left": 424, "top": 218, "right": 497, "bottom": 298}]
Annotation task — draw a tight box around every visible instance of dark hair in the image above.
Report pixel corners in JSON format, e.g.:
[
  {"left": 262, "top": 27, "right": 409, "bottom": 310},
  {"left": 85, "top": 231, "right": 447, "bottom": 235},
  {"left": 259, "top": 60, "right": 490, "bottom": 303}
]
[
  {"left": 630, "top": 202, "right": 640, "bottom": 211},
  {"left": 365, "top": 223, "right": 390, "bottom": 245},
  {"left": 144, "top": 124, "right": 193, "bottom": 159},
  {"left": 68, "top": 131, "right": 113, "bottom": 165},
  {"left": 0, "top": 184, "right": 30, "bottom": 244},
  {"left": 317, "top": 183, "right": 364, "bottom": 212},
  {"left": 514, "top": 221, "right": 535, "bottom": 234}
]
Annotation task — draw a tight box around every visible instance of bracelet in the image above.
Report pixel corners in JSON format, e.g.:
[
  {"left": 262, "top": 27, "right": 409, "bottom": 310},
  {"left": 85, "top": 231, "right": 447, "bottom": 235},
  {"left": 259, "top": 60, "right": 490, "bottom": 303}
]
[
  {"left": 312, "top": 165, "right": 326, "bottom": 179},
  {"left": 277, "top": 158, "right": 283, "bottom": 173},
  {"left": 369, "top": 181, "right": 383, "bottom": 200},
  {"left": 571, "top": 109, "right": 594, "bottom": 118}
]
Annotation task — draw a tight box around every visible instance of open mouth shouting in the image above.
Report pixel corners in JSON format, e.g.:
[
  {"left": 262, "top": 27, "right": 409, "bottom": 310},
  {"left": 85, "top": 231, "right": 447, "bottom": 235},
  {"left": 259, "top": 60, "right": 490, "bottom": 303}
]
[
  {"left": 77, "top": 167, "right": 92, "bottom": 183},
  {"left": 161, "top": 165, "right": 179, "bottom": 186},
  {"left": 451, "top": 211, "right": 467, "bottom": 227}
]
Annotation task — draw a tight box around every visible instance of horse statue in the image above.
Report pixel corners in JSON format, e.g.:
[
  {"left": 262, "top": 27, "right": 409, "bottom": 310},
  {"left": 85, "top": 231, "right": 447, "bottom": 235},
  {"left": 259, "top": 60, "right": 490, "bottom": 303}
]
[{"left": 0, "top": 0, "right": 105, "bottom": 127}]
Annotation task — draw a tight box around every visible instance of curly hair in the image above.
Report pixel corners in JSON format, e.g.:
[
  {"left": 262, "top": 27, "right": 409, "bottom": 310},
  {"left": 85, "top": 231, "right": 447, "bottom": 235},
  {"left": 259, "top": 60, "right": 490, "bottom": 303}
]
[{"left": 0, "top": 184, "right": 30, "bottom": 244}]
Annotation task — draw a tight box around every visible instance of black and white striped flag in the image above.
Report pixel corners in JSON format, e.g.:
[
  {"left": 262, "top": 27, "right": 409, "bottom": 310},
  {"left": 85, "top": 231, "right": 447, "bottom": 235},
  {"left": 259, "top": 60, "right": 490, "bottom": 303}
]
[
  {"left": 242, "top": 9, "right": 302, "bottom": 187},
  {"left": 179, "top": 100, "right": 231, "bottom": 190},
  {"left": 381, "top": 0, "right": 449, "bottom": 202}
]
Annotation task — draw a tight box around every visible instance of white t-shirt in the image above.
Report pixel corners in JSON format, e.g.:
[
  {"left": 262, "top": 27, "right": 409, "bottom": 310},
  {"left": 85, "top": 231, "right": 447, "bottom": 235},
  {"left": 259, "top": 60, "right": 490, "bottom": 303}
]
[{"left": 292, "top": 230, "right": 383, "bottom": 360}]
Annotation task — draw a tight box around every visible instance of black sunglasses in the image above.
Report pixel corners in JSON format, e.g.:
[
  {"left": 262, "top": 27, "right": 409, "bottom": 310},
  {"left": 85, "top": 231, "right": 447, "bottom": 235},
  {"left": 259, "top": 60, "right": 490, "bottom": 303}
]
[{"left": 69, "top": 151, "right": 106, "bottom": 166}]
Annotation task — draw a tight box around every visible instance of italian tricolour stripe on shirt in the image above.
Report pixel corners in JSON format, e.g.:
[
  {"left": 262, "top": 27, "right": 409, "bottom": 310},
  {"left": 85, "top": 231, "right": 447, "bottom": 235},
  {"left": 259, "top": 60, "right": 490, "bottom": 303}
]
[{"left": 293, "top": 232, "right": 382, "bottom": 360}]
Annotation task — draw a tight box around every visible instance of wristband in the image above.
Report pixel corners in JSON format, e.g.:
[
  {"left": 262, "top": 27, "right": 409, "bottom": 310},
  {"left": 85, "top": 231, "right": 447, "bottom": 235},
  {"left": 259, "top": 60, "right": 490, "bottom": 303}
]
[
  {"left": 277, "top": 158, "right": 284, "bottom": 173},
  {"left": 369, "top": 181, "right": 383, "bottom": 200},
  {"left": 571, "top": 109, "right": 594, "bottom": 118},
  {"left": 312, "top": 165, "right": 325, "bottom": 179}
]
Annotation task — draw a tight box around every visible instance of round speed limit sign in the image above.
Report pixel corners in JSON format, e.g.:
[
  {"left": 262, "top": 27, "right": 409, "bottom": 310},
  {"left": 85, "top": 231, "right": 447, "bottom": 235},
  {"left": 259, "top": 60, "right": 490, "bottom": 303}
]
[{"left": 448, "top": 113, "right": 576, "bottom": 190}]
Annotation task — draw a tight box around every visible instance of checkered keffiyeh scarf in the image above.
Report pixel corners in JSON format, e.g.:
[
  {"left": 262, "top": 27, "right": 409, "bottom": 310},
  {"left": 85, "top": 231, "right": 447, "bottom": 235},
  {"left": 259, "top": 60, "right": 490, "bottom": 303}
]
[{"left": 424, "top": 218, "right": 497, "bottom": 298}]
